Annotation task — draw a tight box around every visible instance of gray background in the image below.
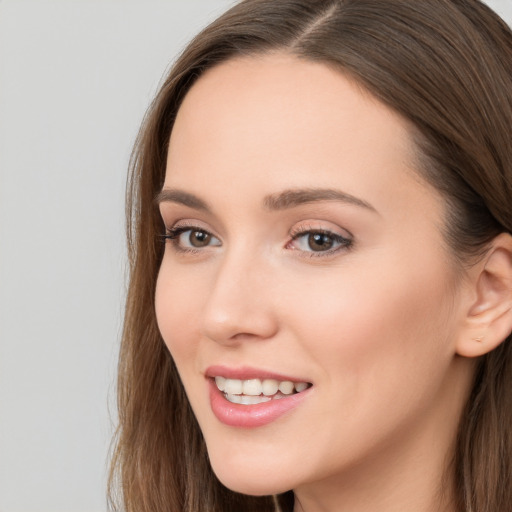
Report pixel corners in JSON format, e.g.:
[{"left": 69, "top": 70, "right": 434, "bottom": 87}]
[{"left": 0, "top": 1, "right": 510, "bottom": 511}]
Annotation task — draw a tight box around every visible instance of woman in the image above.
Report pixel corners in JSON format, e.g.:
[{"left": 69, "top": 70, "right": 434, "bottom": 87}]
[{"left": 109, "top": 1, "right": 512, "bottom": 511}]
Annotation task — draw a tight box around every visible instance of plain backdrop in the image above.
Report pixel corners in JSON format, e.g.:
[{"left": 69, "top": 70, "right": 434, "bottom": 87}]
[{"left": 0, "top": 1, "right": 511, "bottom": 511}]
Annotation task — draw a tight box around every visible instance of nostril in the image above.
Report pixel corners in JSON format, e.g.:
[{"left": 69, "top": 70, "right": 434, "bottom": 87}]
[
  {"left": 199, "top": 260, "right": 280, "bottom": 344},
  {"left": 201, "top": 304, "right": 279, "bottom": 345}
]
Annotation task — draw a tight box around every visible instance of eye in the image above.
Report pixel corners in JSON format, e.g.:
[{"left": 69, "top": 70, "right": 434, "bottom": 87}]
[
  {"left": 288, "top": 229, "right": 352, "bottom": 255},
  {"left": 164, "top": 226, "right": 221, "bottom": 251}
]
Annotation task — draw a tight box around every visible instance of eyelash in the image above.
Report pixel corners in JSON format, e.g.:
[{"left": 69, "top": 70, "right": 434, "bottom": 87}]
[
  {"left": 161, "top": 224, "right": 353, "bottom": 257},
  {"left": 161, "top": 224, "right": 217, "bottom": 254}
]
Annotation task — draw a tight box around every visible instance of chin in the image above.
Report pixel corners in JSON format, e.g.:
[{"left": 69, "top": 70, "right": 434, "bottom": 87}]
[
  {"left": 207, "top": 449, "right": 297, "bottom": 497},
  {"left": 213, "top": 471, "right": 292, "bottom": 497}
]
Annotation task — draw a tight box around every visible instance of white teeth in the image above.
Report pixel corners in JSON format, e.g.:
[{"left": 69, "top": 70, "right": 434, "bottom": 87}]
[
  {"left": 278, "top": 381, "right": 295, "bottom": 395},
  {"left": 215, "top": 376, "right": 226, "bottom": 392},
  {"left": 294, "top": 382, "right": 308, "bottom": 392},
  {"left": 225, "top": 393, "right": 272, "bottom": 405},
  {"left": 225, "top": 393, "right": 242, "bottom": 404},
  {"left": 214, "top": 376, "right": 310, "bottom": 400},
  {"left": 242, "top": 379, "right": 263, "bottom": 396},
  {"left": 262, "top": 379, "right": 279, "bottom": 396},
  {"left": 224, "top": 378, "right": 243, "bottom": 395}
]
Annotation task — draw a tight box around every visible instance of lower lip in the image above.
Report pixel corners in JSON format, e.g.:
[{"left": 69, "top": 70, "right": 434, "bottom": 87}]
[{"left": 208, "top": 379, "right": 311, "bottom": 428}]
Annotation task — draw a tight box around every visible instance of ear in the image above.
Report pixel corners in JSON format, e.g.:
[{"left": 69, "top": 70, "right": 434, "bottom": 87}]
[{"left": 456, "top": 233, "right": 512, "bottom": 358}]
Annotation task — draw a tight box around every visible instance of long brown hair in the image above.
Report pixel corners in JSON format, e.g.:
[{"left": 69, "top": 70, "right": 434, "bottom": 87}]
[{"left": 109, "top": 1, "right": 512, "bottom": 511}]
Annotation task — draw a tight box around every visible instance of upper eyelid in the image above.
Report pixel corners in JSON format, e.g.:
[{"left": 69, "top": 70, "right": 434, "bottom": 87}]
[
  {"left": 163, "top": 217, "right": 354, "bottom": 240},
  {"left": 163, "top": 218, "right": 214, "bottom": 232},
  {"left": 165, "top": 224, "right": 219, "bottom": 240},
  {"left": 164, "top": 220, "right": 352, "bottom": 238},
  {"left": 289, "top": 228, "right": 352, "bottom": 244},
  {"left": 290, "top": 229, "right": 352, "bottom": 243},
  {"left": 289, "top": 221, "right": 353, "bottom": 238}
]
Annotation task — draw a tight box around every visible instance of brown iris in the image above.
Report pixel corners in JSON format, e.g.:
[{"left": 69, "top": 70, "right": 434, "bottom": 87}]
[
  {"left": 308, "top": 233, "right": 334, "bottom": 251},
  {"left": 189, "top": 230, "right": 212, "bottom": 247}
]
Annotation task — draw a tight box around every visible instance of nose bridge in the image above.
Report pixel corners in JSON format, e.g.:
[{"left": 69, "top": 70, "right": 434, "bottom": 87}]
[{"left": 200, "top": 244, "right": 278, "bottom": 344}]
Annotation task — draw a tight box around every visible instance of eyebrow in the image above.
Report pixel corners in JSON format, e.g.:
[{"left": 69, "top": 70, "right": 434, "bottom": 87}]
[
  {"left": 156, "top": 187, "right": 377, "bottom": 214},
  {"left": 263, "top": 188, "right": 377, "bottom": 213},
  {"left": 155, "top": 189, "right": 211, "bottom": 211}
]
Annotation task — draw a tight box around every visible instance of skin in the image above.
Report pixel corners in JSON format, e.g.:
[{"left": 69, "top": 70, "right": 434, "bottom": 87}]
[{"left": 155, "top": 54, "right": 479, "bottom": 512}]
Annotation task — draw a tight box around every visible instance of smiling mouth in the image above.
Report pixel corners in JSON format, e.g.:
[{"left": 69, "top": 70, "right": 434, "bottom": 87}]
[{"left": 214, "top": 376, "right": 312, "bottom": 405}]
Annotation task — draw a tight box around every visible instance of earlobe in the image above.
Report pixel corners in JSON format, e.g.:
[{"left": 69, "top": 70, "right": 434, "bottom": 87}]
[{"left": 456, "top": 233, "right": 512, "bottom": 358}]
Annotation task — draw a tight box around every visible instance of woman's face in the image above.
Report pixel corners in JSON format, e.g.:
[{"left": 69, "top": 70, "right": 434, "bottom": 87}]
[{"left": 155, "top": 55, "right": 473, "bottom": 500}]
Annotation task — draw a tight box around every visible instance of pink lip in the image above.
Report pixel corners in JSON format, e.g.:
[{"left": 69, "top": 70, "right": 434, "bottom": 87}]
[{"left": 206, "top": 366, "right": 312, "bottom": 428}]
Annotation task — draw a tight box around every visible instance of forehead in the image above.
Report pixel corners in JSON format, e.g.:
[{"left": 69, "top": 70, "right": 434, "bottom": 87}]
[{"left": 165, "top": 53, "right": 441, "bottom": 222}]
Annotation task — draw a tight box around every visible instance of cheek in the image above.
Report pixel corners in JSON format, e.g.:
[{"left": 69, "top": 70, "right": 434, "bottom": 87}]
[
  {"left": 261, "top": 257, "right": 459, "bottom": 479},
  {"left": 155, "top": 263, "right": 204, "bottom": 363},
  {"left": 279, "top": 252, "right": 457, "bottom": 398}
]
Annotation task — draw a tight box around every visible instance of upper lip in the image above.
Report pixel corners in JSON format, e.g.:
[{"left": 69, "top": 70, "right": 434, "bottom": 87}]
[{"left": 205, "top": 365, "right": 311, "bottom": 383}]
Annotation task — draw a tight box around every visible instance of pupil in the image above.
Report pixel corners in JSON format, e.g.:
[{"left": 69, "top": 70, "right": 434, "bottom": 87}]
[
  {"left": 190, "top": 230, "right": 210, "bottom": 247},
  {"left": 309, "top": 233, "right": 333, "bottom": 251}
]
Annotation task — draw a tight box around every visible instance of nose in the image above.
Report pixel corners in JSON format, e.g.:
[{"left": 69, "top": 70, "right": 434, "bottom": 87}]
[{"left": 200, "top": 251, "right": 279, "bottom": 345}]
